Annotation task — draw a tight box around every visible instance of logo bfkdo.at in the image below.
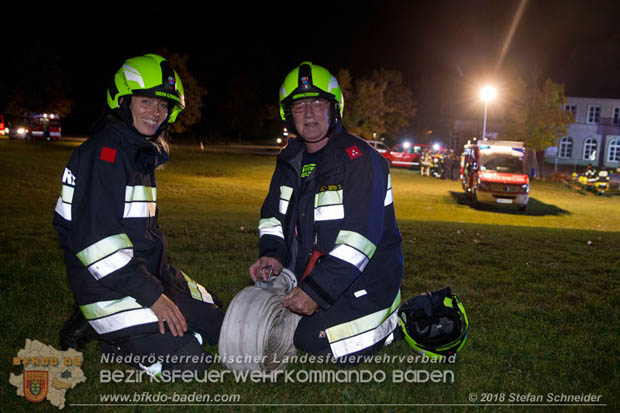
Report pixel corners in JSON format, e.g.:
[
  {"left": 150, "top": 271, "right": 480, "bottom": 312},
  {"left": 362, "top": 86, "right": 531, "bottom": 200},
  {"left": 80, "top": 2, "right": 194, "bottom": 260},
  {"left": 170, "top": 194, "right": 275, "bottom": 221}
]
[{"left": 24, "top": 371, "right": 49, "bottom": 402}]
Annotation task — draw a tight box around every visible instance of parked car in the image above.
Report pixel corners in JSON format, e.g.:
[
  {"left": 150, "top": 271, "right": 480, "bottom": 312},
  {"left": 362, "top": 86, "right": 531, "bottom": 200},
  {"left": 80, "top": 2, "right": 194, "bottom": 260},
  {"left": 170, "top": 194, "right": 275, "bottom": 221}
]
[
  {"left": 366, "top": 140, "right": 390, "bottom": 155},
  {"left": 384, "top": 142, "right": 432, "bottom": 169}
]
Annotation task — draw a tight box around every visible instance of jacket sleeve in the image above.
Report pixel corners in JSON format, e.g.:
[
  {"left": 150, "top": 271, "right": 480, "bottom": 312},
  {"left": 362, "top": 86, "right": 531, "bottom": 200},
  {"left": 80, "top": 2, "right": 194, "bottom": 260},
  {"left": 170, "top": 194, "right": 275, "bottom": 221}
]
[
  {"left": 61, "top": 144, "right": 163, "bottom": 307},
  {"left": 300, "top": 150, "right": 388, "bottom": 309},
  {"left": 257, "top": 165, "right": 290, "bottom": 266}
]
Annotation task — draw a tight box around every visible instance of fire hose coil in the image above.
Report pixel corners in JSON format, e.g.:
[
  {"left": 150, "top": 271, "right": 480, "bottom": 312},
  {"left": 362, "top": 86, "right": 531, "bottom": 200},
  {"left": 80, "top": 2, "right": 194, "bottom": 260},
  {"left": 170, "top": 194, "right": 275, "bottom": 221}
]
[{"left": 218, "top": 269, "right": 301, "bottom": 373}]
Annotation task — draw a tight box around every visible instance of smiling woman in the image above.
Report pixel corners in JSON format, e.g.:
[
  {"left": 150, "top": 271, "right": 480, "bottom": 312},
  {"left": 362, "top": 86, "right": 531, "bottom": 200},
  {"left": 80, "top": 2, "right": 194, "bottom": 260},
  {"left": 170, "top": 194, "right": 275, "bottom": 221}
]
[
  {"left": 128, "top": 96, "right": 169, "bottom": 136},
  {"left": 52, "top": 53, "right": 224, "bottom": 375}
]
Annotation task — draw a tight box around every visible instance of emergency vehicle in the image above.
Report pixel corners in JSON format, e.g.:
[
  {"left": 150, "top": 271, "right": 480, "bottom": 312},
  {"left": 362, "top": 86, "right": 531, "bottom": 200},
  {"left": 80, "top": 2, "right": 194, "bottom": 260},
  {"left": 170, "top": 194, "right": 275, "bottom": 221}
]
[
  {"left": 385, "top": 142, "right": 433, "bottom": 169},
  {"left": 461, "top": 140, "right": 529, "bottom": 210},
  {"left": 0, "top": 114, "right": 5, "bottom": 135},
  {"left": 8, "top": 113, "right": 61, "bottom": 140}
]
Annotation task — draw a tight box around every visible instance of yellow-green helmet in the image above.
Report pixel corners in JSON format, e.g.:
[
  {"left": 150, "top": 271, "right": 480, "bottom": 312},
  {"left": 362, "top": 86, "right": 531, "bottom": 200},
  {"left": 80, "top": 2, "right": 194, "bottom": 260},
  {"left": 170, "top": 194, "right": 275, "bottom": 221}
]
[
  {"left": 279, "top": 62, "right": 344, "bottom": 135},
  {"left": 398, "top": 287, "right": 469, "bottom": 360},
  {"left": 107, "top": 54, "right": 185, "bottom": 123}
]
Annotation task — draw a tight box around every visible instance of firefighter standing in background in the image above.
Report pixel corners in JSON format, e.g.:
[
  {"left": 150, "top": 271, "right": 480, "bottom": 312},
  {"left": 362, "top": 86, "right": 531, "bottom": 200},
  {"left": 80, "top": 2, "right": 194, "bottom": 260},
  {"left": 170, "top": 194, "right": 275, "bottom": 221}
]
[
  {"left": 53, "top": 54, "right": 223, "bottom": 373},
  {"left": 421, "top": 148, "right": 432, "bottom": 176},
  {"left": 249, "top": 62, "right": 403, "bottom": 362}
]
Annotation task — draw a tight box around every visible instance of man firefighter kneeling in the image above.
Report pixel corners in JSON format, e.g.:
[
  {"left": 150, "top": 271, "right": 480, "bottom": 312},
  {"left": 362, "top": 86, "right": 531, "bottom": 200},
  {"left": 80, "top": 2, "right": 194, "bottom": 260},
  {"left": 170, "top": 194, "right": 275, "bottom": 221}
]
[{"left": 249, "top": 62, "right": 403, "bottom": 363}]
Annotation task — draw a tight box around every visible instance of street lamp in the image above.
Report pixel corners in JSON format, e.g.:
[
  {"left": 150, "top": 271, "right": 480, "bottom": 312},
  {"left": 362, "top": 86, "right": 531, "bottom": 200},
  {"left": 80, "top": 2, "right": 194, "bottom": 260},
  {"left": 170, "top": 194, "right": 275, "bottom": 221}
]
[{"left": 480, "top": 85, "right": 497, "bottom": 140}]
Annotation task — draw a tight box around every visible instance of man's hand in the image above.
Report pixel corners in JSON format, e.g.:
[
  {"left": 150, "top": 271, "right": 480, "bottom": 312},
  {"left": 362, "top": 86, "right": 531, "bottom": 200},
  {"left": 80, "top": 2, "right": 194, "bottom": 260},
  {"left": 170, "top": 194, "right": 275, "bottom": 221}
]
[
  {"left": 282, "top": 287, "right": 318, "bottom": 315},
  {"left": 150, "top": 294, "right": 187, "bottom": 337},
  {"left": 249, "top": 256, "right": 283, "bottom": 282}
]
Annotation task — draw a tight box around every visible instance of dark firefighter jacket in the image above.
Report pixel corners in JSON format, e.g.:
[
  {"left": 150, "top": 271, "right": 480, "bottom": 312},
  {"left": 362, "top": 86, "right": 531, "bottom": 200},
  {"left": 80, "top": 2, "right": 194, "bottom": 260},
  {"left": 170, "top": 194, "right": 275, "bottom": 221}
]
[
  {"left": 53, "top": 120, "right": 212, "bottom": 342},
  {"left": 257, "top": 125, "right": 404, "bottom": 357}
]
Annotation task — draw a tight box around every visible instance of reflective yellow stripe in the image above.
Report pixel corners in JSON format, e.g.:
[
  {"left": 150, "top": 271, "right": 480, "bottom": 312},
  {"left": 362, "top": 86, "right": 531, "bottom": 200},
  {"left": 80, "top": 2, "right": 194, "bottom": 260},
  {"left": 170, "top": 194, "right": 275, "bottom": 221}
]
[
  {"left": 61, "top": 185, "right": 74, "bottom": 203},
  {"left": 258, "top": 217, "right": 284, "bottom": 238},
  {"left": 326, "top": 290, "right": 400, "bottom": 343},
  {"left": 280, "top": 186, "right": 293, "bottom": 201},
  {"left": 182, "top": 272, "right": 214, "bottom": 304},
  {"left": 334, "top": 230, "right": 376, "bottom": 259},
  {"left": 315, "top": 190, "right": 343, "bottom": 207},
  {"left": 76, "top": 234, "right": 133, "bottom": 267},
  {"left": 80, "top": 296, "right": 143, "bottom": 319},
  {"left": 125, "top": 185, "right": 157, "bottom": 202}
]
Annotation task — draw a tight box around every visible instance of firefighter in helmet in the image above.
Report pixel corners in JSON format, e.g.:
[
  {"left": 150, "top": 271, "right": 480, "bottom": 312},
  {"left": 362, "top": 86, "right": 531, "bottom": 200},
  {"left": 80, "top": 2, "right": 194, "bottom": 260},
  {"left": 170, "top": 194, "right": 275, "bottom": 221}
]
[
  {"left": 249, "top": 62, "right": 403, "bottom": 362},
  {"left": 53, "top": 54, "right": 223, "bottom": 373}
]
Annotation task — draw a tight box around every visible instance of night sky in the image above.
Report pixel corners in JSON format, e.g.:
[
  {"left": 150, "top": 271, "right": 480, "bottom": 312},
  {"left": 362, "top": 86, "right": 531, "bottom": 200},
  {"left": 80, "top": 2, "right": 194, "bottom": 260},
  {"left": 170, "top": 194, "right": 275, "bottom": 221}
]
[{"left": 3, "top": 0, "right": 620, "bottom": 136}]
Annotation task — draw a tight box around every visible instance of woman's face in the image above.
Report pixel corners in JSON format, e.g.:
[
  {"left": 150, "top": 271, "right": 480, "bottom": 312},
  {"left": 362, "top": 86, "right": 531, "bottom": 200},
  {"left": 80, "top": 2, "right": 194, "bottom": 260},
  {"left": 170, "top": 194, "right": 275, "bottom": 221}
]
[{"left": 129, "top": 96, "right": 169, "bottom": 136}]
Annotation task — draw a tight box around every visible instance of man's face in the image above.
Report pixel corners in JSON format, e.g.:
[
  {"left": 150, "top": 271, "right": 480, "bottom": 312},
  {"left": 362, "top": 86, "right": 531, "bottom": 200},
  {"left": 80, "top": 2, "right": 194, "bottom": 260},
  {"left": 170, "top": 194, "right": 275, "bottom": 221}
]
[
  {"left": 129, "top": 96, "right": 168, "bottom": 136},
  {"left": 291, "top": 98, "right": 330, "bottom": 142}
]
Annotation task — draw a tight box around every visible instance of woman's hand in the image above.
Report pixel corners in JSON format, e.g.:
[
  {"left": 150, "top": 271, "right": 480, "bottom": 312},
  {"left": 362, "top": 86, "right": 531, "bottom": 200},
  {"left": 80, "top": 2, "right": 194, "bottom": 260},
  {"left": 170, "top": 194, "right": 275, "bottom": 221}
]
[{"left": 150, "top": 294, "right": 187, "bottom": 336}]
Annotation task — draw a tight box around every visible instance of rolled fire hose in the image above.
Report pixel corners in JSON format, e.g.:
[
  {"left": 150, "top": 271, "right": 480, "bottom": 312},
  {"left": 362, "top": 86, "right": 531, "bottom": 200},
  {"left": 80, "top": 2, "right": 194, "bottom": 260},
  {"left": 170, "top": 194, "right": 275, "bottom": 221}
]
[{"left": 218, "top": 268, "right": 302, "bottom": 373}]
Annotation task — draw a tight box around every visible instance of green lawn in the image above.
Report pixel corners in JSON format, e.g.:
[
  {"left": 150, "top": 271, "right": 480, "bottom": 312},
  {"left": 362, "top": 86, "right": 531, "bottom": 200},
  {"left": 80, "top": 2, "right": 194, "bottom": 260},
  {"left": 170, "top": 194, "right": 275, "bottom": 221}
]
[{"left": 2, "top": 139, "right": 619, "bottom": 412}]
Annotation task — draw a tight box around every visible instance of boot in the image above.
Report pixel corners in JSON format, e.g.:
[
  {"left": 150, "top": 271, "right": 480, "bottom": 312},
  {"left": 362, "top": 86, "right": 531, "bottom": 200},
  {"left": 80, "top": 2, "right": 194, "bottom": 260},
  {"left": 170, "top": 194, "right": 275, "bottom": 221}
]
[{"left": 59, "top": 304, "right": 98, "bottom": 351}]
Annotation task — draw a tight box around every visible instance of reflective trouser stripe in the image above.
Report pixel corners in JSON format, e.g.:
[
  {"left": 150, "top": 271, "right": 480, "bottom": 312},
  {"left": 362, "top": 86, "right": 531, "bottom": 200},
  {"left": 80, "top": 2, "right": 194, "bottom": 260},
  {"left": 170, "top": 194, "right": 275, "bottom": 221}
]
[
  {"left": 326, "top": 291, "right": 401, "bottom": 359},
  {"left": 329, "top": 230, "right": 376, "bottom": 272},
  {"left": 80, "top": 296, "right": 157, "bottom": 335},
  {"left": 182, "top": 272, "right": 215, "bottom": 304},
  {"left": 76, "top": 234, "right": 134, "bottom": 279},
  {"left": 123, "top": 202, "right": 156, "bottom": 218},
  {"left": 88, "top": 308, "right": 158, "bottom": 335},
  {"left": 279, "top": 186, "right": 293, "bottom": 215},
  {"left": 258, "top": 217, "right": 284, "bottom": 239}
]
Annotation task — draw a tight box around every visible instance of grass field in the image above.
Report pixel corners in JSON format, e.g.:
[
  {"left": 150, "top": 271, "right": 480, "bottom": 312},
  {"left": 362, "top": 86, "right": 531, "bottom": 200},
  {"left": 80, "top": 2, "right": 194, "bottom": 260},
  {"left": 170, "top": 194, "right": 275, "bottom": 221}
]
[{"left": 1, "top": 138, "right": 619, "bottom": 412}]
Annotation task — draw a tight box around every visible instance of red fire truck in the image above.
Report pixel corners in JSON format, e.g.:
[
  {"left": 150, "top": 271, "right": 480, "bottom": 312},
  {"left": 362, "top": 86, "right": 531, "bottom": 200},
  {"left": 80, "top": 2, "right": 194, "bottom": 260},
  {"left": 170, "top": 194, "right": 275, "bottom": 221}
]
[
  {"left": 8, "top": 113, "right": 61, "bottom": 140},
  {"left": 462, "top": 140, "right": 529, "bottom": 210}
]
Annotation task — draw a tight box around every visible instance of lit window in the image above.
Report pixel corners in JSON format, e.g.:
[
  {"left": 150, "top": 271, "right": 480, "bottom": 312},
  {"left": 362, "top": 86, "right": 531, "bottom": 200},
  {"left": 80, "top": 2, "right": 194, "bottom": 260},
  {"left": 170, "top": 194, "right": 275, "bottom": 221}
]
[
  {"left": 608, "top": 139, "right": 620, "bottom": 162},
  {"left": 587, "top": 105, "right": 601, "bottom": 124},
  {"left": 583, "top": 138, "right": 597, "bottom": 160},
  {"left": 559, "top": 137, "right": 573, "bottom": 159}
]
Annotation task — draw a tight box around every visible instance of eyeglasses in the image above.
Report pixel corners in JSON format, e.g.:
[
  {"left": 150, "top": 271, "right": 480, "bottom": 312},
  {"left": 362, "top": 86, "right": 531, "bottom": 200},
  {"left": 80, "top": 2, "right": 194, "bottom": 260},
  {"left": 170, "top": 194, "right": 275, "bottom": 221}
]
[{"left": 291, "top": 99, "right": 329, "bottom": 114}]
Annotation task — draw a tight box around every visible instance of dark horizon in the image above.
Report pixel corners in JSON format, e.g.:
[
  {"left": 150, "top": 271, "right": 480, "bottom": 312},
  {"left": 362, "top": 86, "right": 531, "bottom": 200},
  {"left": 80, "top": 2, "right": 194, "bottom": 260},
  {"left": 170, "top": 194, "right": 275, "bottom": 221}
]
[{"left": 2, "top": 0, "right": 620, "bottom": 138}]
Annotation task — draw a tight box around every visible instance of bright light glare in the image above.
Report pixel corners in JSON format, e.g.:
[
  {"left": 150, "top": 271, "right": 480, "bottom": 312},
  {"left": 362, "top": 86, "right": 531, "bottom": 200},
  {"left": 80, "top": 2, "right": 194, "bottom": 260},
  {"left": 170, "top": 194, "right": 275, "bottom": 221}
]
[
  {"left": 433, "top": 144, "right": 440, "bottom": 151},
  {"left": 403, "top": 141, "right": 411, "bottom": 149},
  {"left": 480, "top": 86, "right": 497, "bottom": 102},
  {"left": 276, "top": 138, "right": 282, "bottom": 144}
]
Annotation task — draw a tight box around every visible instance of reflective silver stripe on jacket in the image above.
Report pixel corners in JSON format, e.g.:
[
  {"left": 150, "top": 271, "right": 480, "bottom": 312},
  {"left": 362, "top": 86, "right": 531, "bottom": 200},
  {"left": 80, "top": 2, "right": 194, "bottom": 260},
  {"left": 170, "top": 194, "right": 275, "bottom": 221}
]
[
  {"left": 54, "top": 184, "right": 75, "bottom": 221},
  {"left": 258, "top": 217, "right": 284, "bottom": 239},
  {"left": 76, "top": 234, "right": 134, "bottom": 279},
  {"left": 81, "top": 296, "right": 158, "bottom": 335},
  {"left": 124, "top": 186, "right": 157, "bottom": 218},
  {"left": 326, "top": 291, "right": 400, "bottom": 359},
  {"left": 279, "top": 186, "right": 293, "bottom": 215},
  {"left": 328, "top": 230, "right": 377, "bottom": 272},
  {"left": 314, "top": 189, "right": 344, "bottom": 221},
  {"left": 384, "top": 174, "right": 393, "bottom": 206}
]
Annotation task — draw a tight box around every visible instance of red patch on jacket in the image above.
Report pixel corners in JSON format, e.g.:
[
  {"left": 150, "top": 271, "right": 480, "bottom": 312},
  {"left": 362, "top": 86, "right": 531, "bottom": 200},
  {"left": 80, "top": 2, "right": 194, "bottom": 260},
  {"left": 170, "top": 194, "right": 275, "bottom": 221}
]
[
  {"left": 346, "top": 145, "right": 362, "bottom": 160},
  {"left": 100, "top": 147, "right": 117, "bottom": 163}
]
